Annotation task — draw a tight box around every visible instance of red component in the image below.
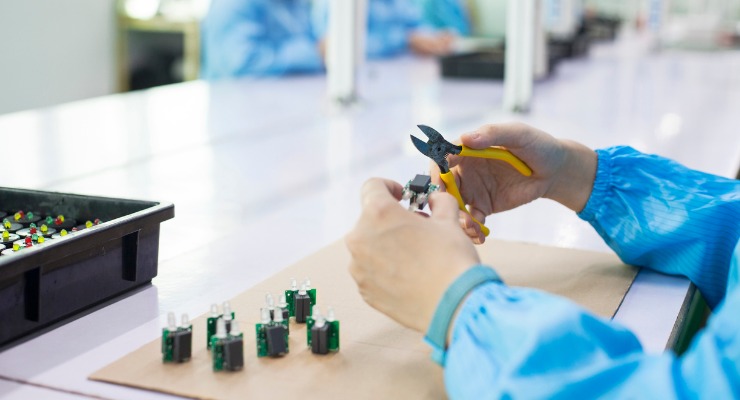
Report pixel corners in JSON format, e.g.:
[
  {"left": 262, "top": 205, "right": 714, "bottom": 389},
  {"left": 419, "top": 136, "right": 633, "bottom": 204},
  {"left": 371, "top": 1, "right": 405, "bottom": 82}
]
[
  {"left": 94, "top": 218, "right": 101, "bottom": 225},
  {"left": 30, "top": 227, "right": 37, "bottom": 234},
  {"left": 71, "top": 227, "right": 78, "bottom": 232},
  {"left": 24, "top": 236, "right": 32, "bottom": 245},
  {"left": 55, "top": 217, "right": 62, "bottom": 226},
  {"left": 17, "top": 211, "right": 24, "bottom": 218}
]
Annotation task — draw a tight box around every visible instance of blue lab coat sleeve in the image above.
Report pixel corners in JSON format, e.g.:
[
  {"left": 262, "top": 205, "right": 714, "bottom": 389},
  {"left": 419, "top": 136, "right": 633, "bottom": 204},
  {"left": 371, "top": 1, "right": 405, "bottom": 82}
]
[
  {"left": 439, "top": 146, "right": 740, "bottom": 399},
  {"left": 201, "top": 0, "right": 323, "bottom": 79},
  {"left": 413, "top": 0, "right": 470, "bottom": 35}
]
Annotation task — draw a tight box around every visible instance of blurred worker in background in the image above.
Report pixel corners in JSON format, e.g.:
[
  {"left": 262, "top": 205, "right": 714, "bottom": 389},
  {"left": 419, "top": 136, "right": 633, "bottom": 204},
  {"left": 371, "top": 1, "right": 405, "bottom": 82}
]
[
  {"left": 346, "top": 122, "right": 740, "bottom": 398},
  {"left": 312, "top": 0, "right": 456, "bottom": 59},
  {"left": 201, "top": 0, "right": 324, "bottom": 79}
]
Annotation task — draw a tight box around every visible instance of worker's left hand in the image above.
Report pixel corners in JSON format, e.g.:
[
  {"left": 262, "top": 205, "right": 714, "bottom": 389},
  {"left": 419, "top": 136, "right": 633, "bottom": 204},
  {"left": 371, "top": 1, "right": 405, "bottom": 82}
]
[{"left": 345, "top": 178, "right": 480, "bottom": 332}]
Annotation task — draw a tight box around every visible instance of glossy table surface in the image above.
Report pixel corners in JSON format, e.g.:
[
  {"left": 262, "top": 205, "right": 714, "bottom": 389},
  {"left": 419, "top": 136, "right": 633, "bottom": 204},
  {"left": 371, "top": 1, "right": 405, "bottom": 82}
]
[{"left": 0, "top": 31, "right": 739, "bottom": 399}]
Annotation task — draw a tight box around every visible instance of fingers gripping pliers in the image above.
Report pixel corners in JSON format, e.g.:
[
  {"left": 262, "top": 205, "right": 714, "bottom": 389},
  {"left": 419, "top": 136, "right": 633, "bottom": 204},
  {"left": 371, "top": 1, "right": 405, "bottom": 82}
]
[{"left": 410, "top": 125, "right": 533, "bottom": 237}]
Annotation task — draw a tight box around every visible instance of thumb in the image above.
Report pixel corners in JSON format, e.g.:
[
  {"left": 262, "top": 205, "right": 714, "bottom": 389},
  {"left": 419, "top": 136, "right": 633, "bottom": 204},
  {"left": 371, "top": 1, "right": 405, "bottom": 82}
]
[
  {"left": 461, "top": 123, "right": 530, "bottom": 149},
  {"left": 428, "top": 192, "right": 460, "bottom": 224}
]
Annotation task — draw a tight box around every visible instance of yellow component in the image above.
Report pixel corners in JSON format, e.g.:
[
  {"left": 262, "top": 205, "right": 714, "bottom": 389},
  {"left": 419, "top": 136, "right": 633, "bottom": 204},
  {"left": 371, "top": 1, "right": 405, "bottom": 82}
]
[
  {"left": 440, "top": 171, "right": 490, "bottom": 237},
  {"left": 3, "top": 221, "right": 10, "bottom": 229},
  {"left": 2, "top": 231, "right": 8, "bottom": 239},
  {"left": 85, "top": 220, "right": 93, "bottom": 228},
  {"left": 13, "top": 243, "right": 20, "bottom": 251},
  {"left": 459, "top": 146, "right": 533, "bottom": 176},
  {"left": 59, "top": 215, "right": 65, "bottom": 222},
  {"left": 41, "top": 224, "right": 48, "bottom": 232},
  {"left": 60, "top": 229, "right": 68, "bottom": 236},
  {"left": 38, "top": 236, "right": 45, "bottom": 243},
  {"left": 14, "top": 212, "right": 21, "bottom": 221}
]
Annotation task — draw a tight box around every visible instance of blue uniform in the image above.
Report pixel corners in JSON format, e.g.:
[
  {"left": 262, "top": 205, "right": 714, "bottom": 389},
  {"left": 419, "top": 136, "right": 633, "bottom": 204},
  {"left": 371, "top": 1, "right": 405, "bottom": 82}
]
[
  {"left": 413, "top": 0, "right": 470, "bottom": 35},
  {"left": 201, "top": 0, "right": 323, "bottom": 79},
  {"left": 312, "top": 0, "right": 431, "bottom": 59},
  {"left": 432, "top": 146, "right": 740, "bottom": 398}
]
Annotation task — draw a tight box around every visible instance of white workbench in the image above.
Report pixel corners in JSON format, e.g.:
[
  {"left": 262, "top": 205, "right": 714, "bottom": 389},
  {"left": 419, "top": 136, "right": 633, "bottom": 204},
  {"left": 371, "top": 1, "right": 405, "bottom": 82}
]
[{"left": 0, "top": 32, "right": 738, "bottom": 399}]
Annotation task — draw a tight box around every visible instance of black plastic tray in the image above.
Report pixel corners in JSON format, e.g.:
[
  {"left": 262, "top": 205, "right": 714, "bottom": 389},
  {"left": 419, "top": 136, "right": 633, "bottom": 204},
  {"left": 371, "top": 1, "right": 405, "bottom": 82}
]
[{"left": 0, "top": 187, "right": 174, "bottom": 348}]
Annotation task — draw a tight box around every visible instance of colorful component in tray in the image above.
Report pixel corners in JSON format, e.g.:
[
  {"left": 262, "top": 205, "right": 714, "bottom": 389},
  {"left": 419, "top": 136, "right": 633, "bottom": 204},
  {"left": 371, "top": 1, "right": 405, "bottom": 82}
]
[
  {"left": 29, "top": 224, "right": 37, "bottom": 234},
  {"left": 162, "top": 312, "right": 193, "bottom": 363},
  {"left": 40, "top": 224, "right": 48, "bottom": 233},
  {"left": 285, "top": 277, "right": 316, "bottom": 321},
  {"left": 256, "top": 307, "right": 289, "bottom": 358},
  {"left": 85, "top": 220, "right": 93, "bottom": 228},
  {"left": 14, "top": 211, "right": 23, "bottom": 221},
  {"left": 206, "top": 302, "right": 236, "bottom": 350},
  {"left": 212, "top": 318, "right": 244, "bottom": 372},
  {"left": 307, "top": 306, "right": 340, "bottom": 355}
]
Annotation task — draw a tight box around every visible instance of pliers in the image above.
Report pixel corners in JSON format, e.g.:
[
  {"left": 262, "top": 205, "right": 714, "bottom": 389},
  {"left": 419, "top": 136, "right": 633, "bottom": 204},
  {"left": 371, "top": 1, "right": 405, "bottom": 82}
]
[{"left": 410, "top": 125, "right": 533, "bottom": 237}]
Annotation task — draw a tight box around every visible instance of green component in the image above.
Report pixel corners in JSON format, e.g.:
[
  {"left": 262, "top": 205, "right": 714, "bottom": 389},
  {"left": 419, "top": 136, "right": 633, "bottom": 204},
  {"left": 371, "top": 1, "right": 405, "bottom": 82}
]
[
  {"left": 162, "top": 328, "right": 175, "bottom": 362},
  {"left": 307, "top": 318, "right": 340, "bottom": 352},
  {"left": 255, "top": 321, "right": 290, "bottom": 358},
  {"left": 206, "top": 312, "right": 235, "bottom": 349},
  {"left": 285, "top": 288, "right": 317, "bottom": 318},
  {"left": 285, "top": 289, "right": 298, "bottom": 317},
  {"left": 211, "top": 336, "right": 225, "bottom": 371}
]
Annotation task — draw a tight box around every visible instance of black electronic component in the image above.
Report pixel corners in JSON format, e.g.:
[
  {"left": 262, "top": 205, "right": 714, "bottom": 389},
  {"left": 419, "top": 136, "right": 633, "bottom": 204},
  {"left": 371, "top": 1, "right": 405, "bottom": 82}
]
[
  {"left": 408, "top": 174, "right": 431, "bottom": 193},
  {"left": 294, "top": 291, "right": 311, "bottom": 323},
  {"left": 172, "top": 330, "right": 193, "bottom": 362},
  {"left": 265, "top": 325, "right": 288, "bottom": 356},
  {"left": 223, "top": 337, "right": 244, "bottom": 371},
  {"left": 311, "top": 323, "right": 330, "bottom": 355}
]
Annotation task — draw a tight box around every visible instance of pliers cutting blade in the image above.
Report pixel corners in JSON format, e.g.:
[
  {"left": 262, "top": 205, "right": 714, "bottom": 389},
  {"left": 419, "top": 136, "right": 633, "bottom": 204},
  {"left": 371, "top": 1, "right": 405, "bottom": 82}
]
[{"left": 410, "top": 124, "right": 533, "bottom": 237}]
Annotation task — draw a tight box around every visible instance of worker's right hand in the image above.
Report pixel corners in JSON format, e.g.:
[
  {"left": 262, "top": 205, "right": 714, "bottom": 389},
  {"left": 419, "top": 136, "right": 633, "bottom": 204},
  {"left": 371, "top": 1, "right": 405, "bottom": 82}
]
[{"left": 432, "top": 123, "right": 598, "bottom": 244}]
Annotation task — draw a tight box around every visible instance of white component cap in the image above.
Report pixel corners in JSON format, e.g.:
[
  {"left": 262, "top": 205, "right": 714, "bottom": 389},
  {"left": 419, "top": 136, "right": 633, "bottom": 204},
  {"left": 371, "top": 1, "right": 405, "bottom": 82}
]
[
  {"left": 230, "top": 320, "right": 241, "bottom": 336},
  {"left": 180, "top": 313, "right": 190, "bottom": 328},
  {"left": 260, "top": 307, "right": 271, "bottom": 324},
  {"left": 402, "top": 189, "right": 413, "bottom": 200},
  {"left": 210, "top": 303, "right": 219, "bottom": 317},
  {"left": 215, "top": 318, "right": 227, "bottom": 339},
  {"left": 167, "top": 312, "right": 177, "bottom": 330},
  {"left": 326, "top": 306, "right": 336, "bottom": 322},
  {"left": 303, "top": 277, "right": 311, "bottom": 290},
  {"left": 273, "top": 307, "right": 283, "bottom": 323},
  {"left": 298, "top": 283, "right": 307, "bottom": 295},
  {"left": 290, "top": 277, "right": 297, "bottom": 290},
  {"left": 313, "top": 305, "right": 326, "bottom": 328},
  {"left": 222, "top": 301, "right": 233, "bottom": 321},
  {"left": 265, "top": 293, "right": 275, "bottom": 309},
  {"left": 278, "top": 293, "right": 288, "bottom": 308}
]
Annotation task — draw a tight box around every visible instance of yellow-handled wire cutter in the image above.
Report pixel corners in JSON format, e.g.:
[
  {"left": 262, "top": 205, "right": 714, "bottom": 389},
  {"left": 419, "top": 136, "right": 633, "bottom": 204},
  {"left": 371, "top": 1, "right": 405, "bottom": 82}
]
[{"left": 410, "top": 125, "right": 533, "bottom": 237}]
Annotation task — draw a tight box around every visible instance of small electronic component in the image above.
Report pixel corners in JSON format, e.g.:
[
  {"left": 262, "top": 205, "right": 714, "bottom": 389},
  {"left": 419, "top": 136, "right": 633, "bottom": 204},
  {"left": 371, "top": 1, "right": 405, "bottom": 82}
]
[
  {"left": 255, "top": 307, "right": 289, "bottom": 357},
  {"left": 294, "top": 284, "right": 312, "bottom": 323},
  {"left": 285, "top": 277, "right": 316, "bottom": 319},
  {"left": 265, "top": 293, "right": 289, "bottom": 333},
  {"left": 162, "top": 312, "right": 193, "bottom": 363},
  {"left": 402, "top": 174, "right": 440, "bottom": 211},
  {"left": 207, "top": 301, "right": 236, "bottom": 349},
  {"left": 277, "top": 293, "right": 290, "bottom": 322},
  {"left": 211, "top": 319, "right": 244, "bottom": 371},
  {"left": 307, "top": 306, "right": 340, "bottom": 354}
]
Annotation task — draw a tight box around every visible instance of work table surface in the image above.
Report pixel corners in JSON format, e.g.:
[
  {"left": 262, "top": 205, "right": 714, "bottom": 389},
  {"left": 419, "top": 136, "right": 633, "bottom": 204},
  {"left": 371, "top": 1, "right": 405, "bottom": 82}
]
[{"left": 1, "top": 32, "right": 739, "bottom": 399}]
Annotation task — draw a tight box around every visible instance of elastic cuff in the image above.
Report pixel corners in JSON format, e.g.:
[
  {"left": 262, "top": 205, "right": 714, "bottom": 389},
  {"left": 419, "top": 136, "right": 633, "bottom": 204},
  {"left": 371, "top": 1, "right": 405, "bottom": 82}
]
[
  {"left": 424, "top": 265, "right": 502, "bottom": 366},
  {"left": 577, "top": 148, "right": 612, "bottom": 222}
]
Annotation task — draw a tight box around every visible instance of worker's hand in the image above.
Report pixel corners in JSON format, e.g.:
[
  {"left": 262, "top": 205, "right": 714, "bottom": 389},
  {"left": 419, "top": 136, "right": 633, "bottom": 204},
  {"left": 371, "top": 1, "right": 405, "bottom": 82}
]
[
  {"left": 345, "top": 178, "right": 480, "bottom": 333},
  {"left": 433, "top": 123, "right": 597, "bottom": 243},
  {"left": 409, "top": 32, "right": 455, "bottom": 56}
]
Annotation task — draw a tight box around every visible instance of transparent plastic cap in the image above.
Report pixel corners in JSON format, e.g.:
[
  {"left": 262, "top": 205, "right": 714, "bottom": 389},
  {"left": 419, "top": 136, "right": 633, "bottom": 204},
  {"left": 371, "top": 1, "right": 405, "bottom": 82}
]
[
  {"left": 265, "top": 292, "right": 275, "bottom": 309},
  {"left": 167, "top": 312, "right": 177, "bottom": 330},
  {"left": 278, "top": 293, "right": 288, "bottom": 308},
  {"left": 222, "top": 301, "right": 233, "bottom": 321},
  {"left": 215, "top": 318, "right": 227, "bottom": 339},
  {"left": 273, "top": 308, "right": 283, "bottom": 323},
  {"left": 180, "top": 313, "right": 190, "bottom": 328},
  {"left": 230, "top": 320, "right": 241, "bottom": 336},
  {"left": 298, "top": 283, "right": 307, "bottom": 295},
  {"left": 210, "top": 303, "right": 219, "bottom": 317},
  {"left": 260, "top": 307, "right": 271, "bottom": 324},
  {"left": 326, "top": 306, "right": 336, "bottom": 322}
]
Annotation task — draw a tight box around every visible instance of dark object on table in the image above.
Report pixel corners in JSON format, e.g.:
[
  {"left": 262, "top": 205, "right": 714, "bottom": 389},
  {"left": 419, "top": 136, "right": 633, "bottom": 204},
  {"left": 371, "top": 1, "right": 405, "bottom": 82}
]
[
  {"left": 0, "top": 187, "right": 174, "bottom": 349},
  {"left": 440, "top": 49, "right": 506, "bottom": 80}
]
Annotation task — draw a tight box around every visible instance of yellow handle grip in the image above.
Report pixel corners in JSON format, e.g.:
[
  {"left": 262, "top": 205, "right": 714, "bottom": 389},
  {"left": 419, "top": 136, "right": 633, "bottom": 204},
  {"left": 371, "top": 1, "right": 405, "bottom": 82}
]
[
  {"left": 460, "top": 146, "right": 533, "bottom": 176},
  {"left": 440, "top": 171, "right": 490, "bottom": 237}
]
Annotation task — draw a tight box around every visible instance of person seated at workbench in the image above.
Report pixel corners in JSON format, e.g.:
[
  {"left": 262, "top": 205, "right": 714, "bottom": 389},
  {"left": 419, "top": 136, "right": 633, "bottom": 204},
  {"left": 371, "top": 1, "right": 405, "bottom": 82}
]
[
  {"left": 201, "top": 0, "right": 323, "bottom": 79},
  {"left": 345, "top": 123, "right": 740, "bottom": 398},
  {"left": 312, "top": 0, "right": 455, "bottom": 59}
]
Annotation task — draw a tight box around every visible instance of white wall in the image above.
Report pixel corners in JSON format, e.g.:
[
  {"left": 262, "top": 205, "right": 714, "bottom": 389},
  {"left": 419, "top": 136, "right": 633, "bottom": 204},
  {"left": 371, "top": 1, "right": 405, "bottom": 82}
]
[{"left": 0, "top": 0, "right": 117, "bottom": 115}]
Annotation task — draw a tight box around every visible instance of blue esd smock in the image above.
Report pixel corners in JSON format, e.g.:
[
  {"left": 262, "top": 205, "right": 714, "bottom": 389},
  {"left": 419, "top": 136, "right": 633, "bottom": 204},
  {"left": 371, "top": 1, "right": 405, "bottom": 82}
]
[
  {"left": 413, "top": 0, "right": 470, "bottom": 35},
  {"left": 312, "top": 0, "right": 433, "bottom": 59},
  {"left": 201, "top": 0, "right": 323, "bottom": 79},
  {"left": 431, "top": 146, "right": 740, "bottom": 398}
]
